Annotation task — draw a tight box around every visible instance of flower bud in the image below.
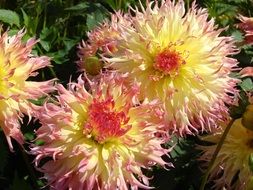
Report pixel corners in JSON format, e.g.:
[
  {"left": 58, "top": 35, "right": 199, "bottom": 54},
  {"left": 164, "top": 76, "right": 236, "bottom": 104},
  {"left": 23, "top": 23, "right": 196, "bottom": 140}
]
[{"left": 83, "top": 56, "right": 102, "bottom": 75}]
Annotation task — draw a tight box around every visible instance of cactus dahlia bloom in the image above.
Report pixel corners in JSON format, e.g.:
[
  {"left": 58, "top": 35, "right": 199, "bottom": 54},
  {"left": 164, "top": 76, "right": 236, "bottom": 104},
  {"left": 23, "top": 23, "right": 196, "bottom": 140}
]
[
  {"left": 237, "top": 15, "right": 253, "bottom": 45},
  {"left": 105, "top": 0, "right": 239, "bottom": 135},
  {"left": 77, "top": 13, "right": 131, "bottom": 74},
  {"left": 199, "top": 118, "right": 253, "bottom": 189},
  {"left": 31, "top": 74, "right": 169, "bottom": 190},
  {"left": 0, "top": 30, "right": 54, "bottom": 150}
]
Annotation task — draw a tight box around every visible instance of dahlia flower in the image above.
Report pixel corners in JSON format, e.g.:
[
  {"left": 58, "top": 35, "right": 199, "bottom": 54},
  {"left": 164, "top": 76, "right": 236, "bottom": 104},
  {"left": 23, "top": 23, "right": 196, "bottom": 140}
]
[
  {"left": 240, "top": 67, "right": 253, "bottom": 78},
  {"left": 31, "top": 74, "right": 169, "bottom": 190},
  {"left": 77, "top": 13, "right": 131, "bottom": 74},
  {"left": 237, "top": 15, "right": 253, "bottom": 45},
  {"left": 104, "top": 0, "right": 239, "bottom": 135},
  {"left": 0, "top": 30, "right": 54, "bottom": 150},
  {"left": 199, "top": 118, "right": 253, "bottom": 189}
]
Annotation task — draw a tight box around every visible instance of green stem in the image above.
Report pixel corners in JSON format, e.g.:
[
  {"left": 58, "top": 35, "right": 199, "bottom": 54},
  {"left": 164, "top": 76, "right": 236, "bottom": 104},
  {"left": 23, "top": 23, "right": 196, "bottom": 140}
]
[
  {"left": 49, "top": 67, "right": 57, "bottom": 78},
  {"left": 35, "top": 45, "right": 57, "bottom": 79},
  {"left": 200, "top": 118, "right": 235, "bottom": 190},
  {"left": 119, "top": 0, "right": 122, "bottom": 9},
  {"left": 19, "top": 144, "right": 40, "bottom": 190},
  {"left": 186, "top": 0, "right": 190, "bottom": 11},
  {"left": 43, "top": 0, "right": 47, "bottom": 29}
]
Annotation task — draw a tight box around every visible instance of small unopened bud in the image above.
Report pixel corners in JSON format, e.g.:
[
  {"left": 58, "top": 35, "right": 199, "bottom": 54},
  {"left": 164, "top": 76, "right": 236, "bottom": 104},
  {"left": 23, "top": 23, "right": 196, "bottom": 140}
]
[
  {"left": 83, "top": 56, "right": 103, "bottom": 76},
  {"left": 242, "top": 104, "right": 253, "bottom": 130}
]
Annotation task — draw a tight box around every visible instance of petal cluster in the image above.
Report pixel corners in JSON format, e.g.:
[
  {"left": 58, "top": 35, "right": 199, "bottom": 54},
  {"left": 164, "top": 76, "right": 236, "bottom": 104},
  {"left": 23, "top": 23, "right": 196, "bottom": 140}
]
[
  {"left": 0, "top": 30, "right": 54, "bottom": 149},
  {"left": 199, "top": 118, "right": 253, "bottom": 189},
  {"left": 237, "top": 15, "right": 253, "bottom": 45},
  {"left": 31, "top": 74, "right": 169, "bottom": 190},
  {"left": 101, "top": 0, "right": 239, "bottom": 135},
  {"left": 77, "top": 13, "right": 131, "bottom": 73}
]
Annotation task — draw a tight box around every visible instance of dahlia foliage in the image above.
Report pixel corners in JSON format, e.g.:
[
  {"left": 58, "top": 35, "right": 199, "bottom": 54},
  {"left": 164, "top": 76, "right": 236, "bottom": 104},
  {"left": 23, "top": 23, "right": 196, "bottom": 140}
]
[
  {"left": 0, "top": 30, "right": 54, "bottom": 150},
  {"left": 32, "top": 74, "right": 169, "bottom": 190}
]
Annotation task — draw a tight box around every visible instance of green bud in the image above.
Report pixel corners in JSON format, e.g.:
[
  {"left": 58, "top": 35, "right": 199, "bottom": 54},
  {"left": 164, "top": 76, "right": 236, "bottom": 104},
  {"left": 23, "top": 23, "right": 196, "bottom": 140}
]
[{"left": 83, "top": 56, "right": 102, "bottom": 76}]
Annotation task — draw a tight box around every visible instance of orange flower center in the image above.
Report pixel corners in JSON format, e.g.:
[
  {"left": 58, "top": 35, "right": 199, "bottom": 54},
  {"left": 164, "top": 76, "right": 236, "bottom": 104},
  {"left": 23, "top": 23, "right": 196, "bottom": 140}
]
[
  {"left": 84, "top": 97, "right": 131, "bottom": 143},
  {"left": 154, "top": 49, "right": 185, "bottom": 75}
]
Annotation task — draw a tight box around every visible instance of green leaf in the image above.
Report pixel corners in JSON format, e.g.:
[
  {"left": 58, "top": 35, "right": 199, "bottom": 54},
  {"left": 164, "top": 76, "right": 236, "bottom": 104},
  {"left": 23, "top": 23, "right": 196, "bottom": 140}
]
[
  {"left": 240, "top": 78, "right": 253, "bottom": 91},
  {"left": 37, "top": 179, "right": 46, "bottom": 188},
  {"left": 152, "top": 136, "right": 203, "bottom": 190},
  {"left": 86, "top": 10, "right": 105, "bottom": 31},
  {"left": 24, "top": 132, "right": 35, "bottom": 141},
  {"left": 231, "top": 30, "right": 244, "bottom": 42},
  {"left": 35, "top": 140, "right": 45, "bottom": 146},
  {"left": 21, "top": 8, "right": 29, "bottom": 28},
  {"left": 9, "top": 172, "right": 32, "bottom": 190},
  {"left": 104, "top": 0, "right": 117, "bottom": 10},
  {"left": 65, "top": 2, "right": 88, "bottom": 11},
  {"left": 48, "top": 50, "right": 69, "bottom": 64},
  {"left": 28, "top": 96, "right": 46, "bottom": 106},
  {"left": 7, "top": 29, "right": 19, "bottom": 36},
  {"left": 167, "top": 136, "right": 187, "bottom": 159},
  {"left": 39, "top": 40, "right": 50, "bottom": 52},
  {"left": 63, "top": 38, "right": 78, "bottom": 51},
  {"left": 0, "top": 9, "right": 20, "bottom": 27},
  {"left": 40, "top": 27, "right": 57, "bottom": 42},
  {"left": 230, "top": 91, "right": 250, "bottom": 119}
]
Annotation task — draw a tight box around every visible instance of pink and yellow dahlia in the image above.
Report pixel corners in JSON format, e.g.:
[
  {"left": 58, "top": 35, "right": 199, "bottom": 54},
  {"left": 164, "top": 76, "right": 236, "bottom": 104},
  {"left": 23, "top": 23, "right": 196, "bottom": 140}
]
[
  {"left": 31, "top": 74, "right": 169, "bottom": 190},
  {"left": 77, "top": 13, "right": 131, "bottom": 74},
  {"left": 104, "top": 0, "right": 239, "bottom": 135},
  {"left": 237, "top": 15, "right": 253, "bottom": 45},
  {"left": 0, "top": 30, "right": 54, "bottom": 150},
  {"left": 199, "top": 117, "right": 253, "bottom": 190}
]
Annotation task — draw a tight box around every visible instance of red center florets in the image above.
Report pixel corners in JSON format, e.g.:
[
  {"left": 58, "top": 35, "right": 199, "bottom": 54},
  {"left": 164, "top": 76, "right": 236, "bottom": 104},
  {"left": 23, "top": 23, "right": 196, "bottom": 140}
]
[
  {"left": 84, "top": 97, "right": 131, "bottom": 143},
  {"left": 154, "top": 49, "right": 183, "bottom": 74}
]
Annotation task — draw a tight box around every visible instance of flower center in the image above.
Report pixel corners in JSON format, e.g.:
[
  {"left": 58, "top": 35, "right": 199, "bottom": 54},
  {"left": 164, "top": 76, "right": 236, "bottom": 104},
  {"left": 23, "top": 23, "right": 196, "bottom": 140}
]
[
  {"left": 84, "top": 97, "right": 131, "bottom": 143},
  {"left": 154, "top": 49, "right": 185, "bottom": 75}
]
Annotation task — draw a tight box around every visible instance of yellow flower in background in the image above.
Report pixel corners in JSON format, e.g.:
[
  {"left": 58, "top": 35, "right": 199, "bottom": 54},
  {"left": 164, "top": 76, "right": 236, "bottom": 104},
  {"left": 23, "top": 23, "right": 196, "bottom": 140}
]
[
  {"left": 31, "top": 74, "right": 170, "bottom": 190},
  {"left": 104, "top": 0, "right": 239, "bottom": 135},
  {"left": 0, "top": 30, "right": 54, "bottom": 150},
  {"left": 200, "top": 116, "right": 253, "bottom": 189}
]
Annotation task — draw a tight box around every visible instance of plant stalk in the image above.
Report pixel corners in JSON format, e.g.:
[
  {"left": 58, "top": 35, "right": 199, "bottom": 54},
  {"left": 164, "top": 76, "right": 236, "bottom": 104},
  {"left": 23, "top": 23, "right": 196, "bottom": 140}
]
[
  {"left": 199, "top": 118, "right": 235, "bottom": 190},
  {"left": 19, "top": 144, "right": 40, "bottom": 190}
]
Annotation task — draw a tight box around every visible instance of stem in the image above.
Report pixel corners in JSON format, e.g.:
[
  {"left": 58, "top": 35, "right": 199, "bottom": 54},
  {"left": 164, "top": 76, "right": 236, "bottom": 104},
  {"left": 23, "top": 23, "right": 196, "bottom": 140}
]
[
  {"left": 19, "top": 144, "right": 40, "bottom": 190},
  {"left": 186, "top": 0, "right": 190, "bottom": 11},
  {"left": 63, "top": 15, "right": 69, "bottom": 38},
  {"left": 43, "top": 0, "right": 47, "bottom": 29},
  {"left": 200, "top": 118, "right": 235, "bottom": 190},
  {"left": 49, "top": 67, "right": 57, "bottom": 78},
  {"left": 119, "top": 0, "right": 122, "bottom": 9}
]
